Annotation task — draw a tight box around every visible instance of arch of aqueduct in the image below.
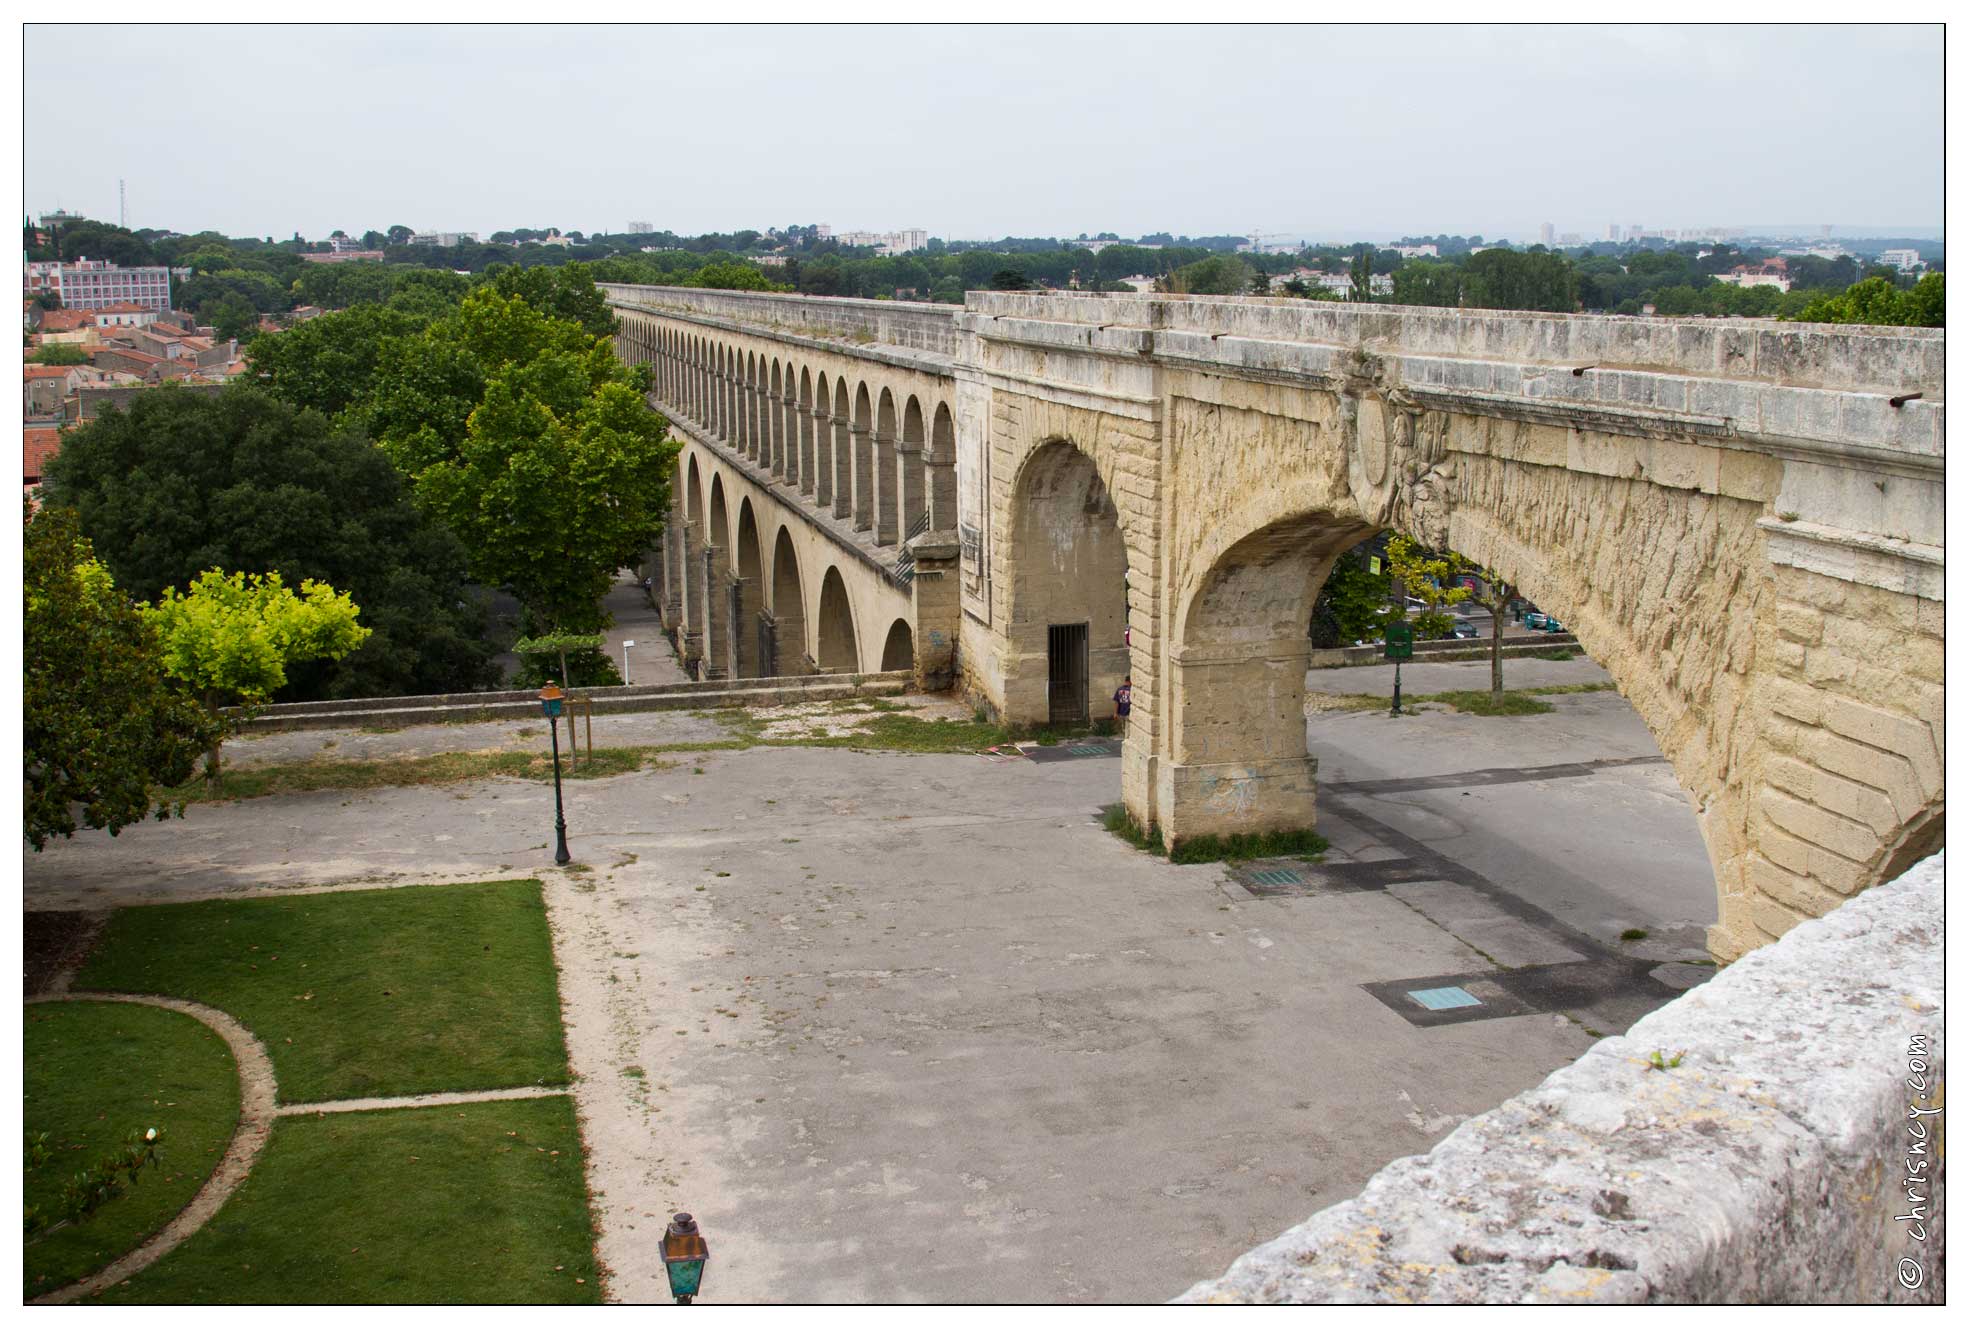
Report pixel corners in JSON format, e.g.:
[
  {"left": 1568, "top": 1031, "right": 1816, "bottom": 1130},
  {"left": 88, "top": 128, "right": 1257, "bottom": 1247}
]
[{"left": 606, "top": 283, "right": 1943, "bottom": 963}]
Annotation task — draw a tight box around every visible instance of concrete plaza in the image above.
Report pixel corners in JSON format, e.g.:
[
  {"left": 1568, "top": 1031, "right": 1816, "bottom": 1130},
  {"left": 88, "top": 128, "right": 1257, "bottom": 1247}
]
[{"left": 22, "top": 660, "right": 1717, "bottom": 1303}]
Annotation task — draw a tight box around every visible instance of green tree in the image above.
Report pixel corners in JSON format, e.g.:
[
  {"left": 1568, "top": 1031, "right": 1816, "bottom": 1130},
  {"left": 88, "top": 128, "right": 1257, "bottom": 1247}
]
[
  {"left": 247, "top": 303, "right": 424, "bottom": 420},
  {"left": 1384, "top": 535, "right": 1471, "bottom": 641},
  {"left": 377, "top": 291, "right": 680, "bottom": 633},
  {"left": 1350, "top": 246, "right": 1374, "bottom": 302},
  {"left": 1309, "top": 549, "right": 1390, "bottom": 647},
  {"left": 25, "top": 504, "right": 219, "bottom": 849},
  {"left": 479, "top": 262, "right": 617, "bottom": 338},
  {"left": 1461, "top": 249, "right": 1578, "bottom": 312},
  {"left": 1393, "top": 261, "right": 1464, "bottom": 306},
  {"left": 1166, "top": 255, "right": 1253, "bottom": 295},
  {"left": 29, "top": 343, "right": 86, "bottom": 365},
  {"left": 1788, "top": 273, "right": 1944, "bottom": 327},
  {"left": 41, "top": 387, "right": 497, "bottom": 701},
  {"left": 144, "top": 569, "right": 371, "bottom": 781},
  {"left": 203, "top": 292, "right": 261, "bottom": 343},
  {"left": 684, "top": 261, "right": 788, "bottom": 292}
]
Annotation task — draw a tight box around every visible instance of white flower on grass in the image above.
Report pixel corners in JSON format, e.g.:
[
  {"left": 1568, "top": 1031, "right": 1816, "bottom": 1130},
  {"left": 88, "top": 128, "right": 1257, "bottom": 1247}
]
[{"left": 145, "top": 1128, "right": 157, "bottom": 1141}]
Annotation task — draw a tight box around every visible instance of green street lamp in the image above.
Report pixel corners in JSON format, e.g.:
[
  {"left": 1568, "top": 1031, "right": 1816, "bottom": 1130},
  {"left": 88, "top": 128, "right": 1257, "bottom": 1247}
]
[
  {"left": 662, "top": 1212, "right": 709, "bottom": 1304},
  {"left": 539, "top": 684, "right": 571, "bottom": 865}
]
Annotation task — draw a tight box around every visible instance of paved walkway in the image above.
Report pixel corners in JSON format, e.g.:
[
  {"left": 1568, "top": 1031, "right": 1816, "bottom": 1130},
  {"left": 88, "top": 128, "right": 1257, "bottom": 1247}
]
[{"left": 597, "top": 572, "right": 690, "bottom": 689}]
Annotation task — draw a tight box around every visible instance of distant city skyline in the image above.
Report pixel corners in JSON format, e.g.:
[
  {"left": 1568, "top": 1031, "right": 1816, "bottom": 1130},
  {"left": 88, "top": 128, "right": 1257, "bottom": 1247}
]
[{"left": 25, "top": 24, "right": 1944, "bottom": 242}]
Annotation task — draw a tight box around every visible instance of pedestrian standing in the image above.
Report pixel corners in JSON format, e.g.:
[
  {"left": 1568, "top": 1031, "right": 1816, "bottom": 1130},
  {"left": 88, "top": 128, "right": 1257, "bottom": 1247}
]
[{"left": 1113, "top": 676, "right": 1132, "bottom": 720}]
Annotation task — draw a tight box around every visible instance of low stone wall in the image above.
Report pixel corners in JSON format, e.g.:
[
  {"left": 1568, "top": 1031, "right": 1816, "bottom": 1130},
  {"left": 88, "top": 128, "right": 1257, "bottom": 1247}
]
[
  {"left": 1307, "top": 633, "right": 1579, "bottom": 669},
  {"left": 1178, "top": 853, "right": 1944, "bottom": 1304},
  {"left": 963, "top": 290, "right": 1944, "bottom": 396},
  {"left": 596, "top": 284, "right": 957, "bottom": 357}
]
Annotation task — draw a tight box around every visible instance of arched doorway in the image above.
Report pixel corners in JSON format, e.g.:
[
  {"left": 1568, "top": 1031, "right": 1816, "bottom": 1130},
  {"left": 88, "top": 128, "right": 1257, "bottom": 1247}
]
[
  {"left": 771, "top": 527, "right": 805, "bottom": 676},
  {"left": 1165, "top": 514, "right": 1375, "bottom": 842},
  {"left": 816, "top": 567, "right": 859, "bottom": 673},
  {"left": 880, "top": 619, "right": 915, "bottom": 673},
  {"left": 1005, "top": 440, "right": 1129, "bottom": 726},
  {"left": 681, "top": 453, "right": 706, "bottom": 676},
  {"left": 706, "top": 475, "right": 732, "bottom": 680},
  {"left": 928, "top": 402, "right": 957, "bottom": 531},
  {"left": 735, "top": 498, "right": 764, "bottom": 678}
]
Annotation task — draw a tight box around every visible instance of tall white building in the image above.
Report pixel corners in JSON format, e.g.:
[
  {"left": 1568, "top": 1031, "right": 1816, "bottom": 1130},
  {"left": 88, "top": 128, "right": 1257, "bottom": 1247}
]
[
  {"left": 627, "top": 221, "right": 653, "bottom": 234},
  {"left": 1539, "top": 221, "right": 1555, "bottom": 246},
  {"left": 26, "top": 258, "right": 173, "bottom": 312},
  {"left": 1882, "top": 248, "right": 1924, "bottom": 272}
]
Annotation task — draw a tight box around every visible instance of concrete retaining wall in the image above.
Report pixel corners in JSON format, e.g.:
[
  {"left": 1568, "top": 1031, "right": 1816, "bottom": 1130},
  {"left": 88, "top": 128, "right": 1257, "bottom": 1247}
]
[
  {"left": 1308, "top": 633, "right": 1579, "bottom": 669},
  {"left": 238, "top": 671, "right": 913, "bottom": 732},
  {"left": 1178, "top": 852, "right": 1944, "bottom": 1304}
]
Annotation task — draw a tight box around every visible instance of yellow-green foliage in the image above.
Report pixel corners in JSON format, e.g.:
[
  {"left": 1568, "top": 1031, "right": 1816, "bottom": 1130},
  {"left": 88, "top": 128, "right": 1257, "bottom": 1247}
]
[
  {"left": 1384, "top": 534, "right": 1472, "bottom": 639},
  {"left": 143, "top": 570, "right": 371, "bottom": 704}
]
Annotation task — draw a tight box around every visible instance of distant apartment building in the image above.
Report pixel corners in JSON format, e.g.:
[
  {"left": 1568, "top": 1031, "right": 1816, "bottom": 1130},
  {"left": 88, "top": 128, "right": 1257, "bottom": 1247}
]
[
  {"left": 755, "top": 255, "right": 789, "bottom": 267},
  {"left": 92, "top": 302, "right": 157, "bottom": 329},
  {"left": 409, "top": 231, "right": 480, "bottom": 247},
  {"left": 1392, "top": 244, "right": 1438, "bottom": 259},
  {"left": 627, "top": 221, "right": 653, "bottom": 234},
  {"left": 1881, "top": 248, "right": 1924, "bottom": 272},
  {"left": 836, "top": 228, "right": 928, "bottom": 254},
  {"left": 1539, "top": 222, "right": 1555, "bottom": 246},
  {"left": 1272, "top": 269, "right": 1391, "bottom": 299},
  {"left": 25, "top": 259, "right": 174, "bottom": 312},
  {"left": 1714, "top": 258, "right": 1791, "bottom": 292},
  {"left": 301, "top": 250, "right": 386, "bottom": 263}
]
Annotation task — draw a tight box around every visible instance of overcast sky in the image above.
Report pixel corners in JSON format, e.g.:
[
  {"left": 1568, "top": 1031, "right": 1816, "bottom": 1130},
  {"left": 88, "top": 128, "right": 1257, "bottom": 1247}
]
[{"left": 23, "top": 23, "right": 1945, "bottom": 243}]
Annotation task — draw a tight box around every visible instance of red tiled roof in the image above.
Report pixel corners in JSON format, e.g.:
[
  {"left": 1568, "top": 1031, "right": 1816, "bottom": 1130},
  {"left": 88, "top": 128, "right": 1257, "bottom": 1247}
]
[
  {"left": 25, "top": 364, "right": 77, "bottom": 380},
  {"left": 95, "top": 302, "right": 153, "bottom": 313},
  {"left": 37, "top": 310, "right": 96, "bottom": 332},
  {"left": 91, "top": 346, "right": 164, "bottom": 365},
  {"left": 25, "top": 425, "right": 63, "bottom": 479}
]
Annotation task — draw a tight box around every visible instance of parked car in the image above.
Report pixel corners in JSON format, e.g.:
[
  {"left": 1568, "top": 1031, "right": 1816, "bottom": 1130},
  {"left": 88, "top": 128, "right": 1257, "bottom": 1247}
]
[
  {"left": 1450, "top": 622, "right": 1479, "bottom": 639},
  {"left": 1522, "top": 611, "right": 1551, "bottom": 630}
]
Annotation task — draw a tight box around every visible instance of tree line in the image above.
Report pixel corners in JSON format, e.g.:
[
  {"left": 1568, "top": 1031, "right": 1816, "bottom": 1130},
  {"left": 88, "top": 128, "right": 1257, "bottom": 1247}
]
[{"left": 29, "top": 263, "right": 681, "bottom": 849}]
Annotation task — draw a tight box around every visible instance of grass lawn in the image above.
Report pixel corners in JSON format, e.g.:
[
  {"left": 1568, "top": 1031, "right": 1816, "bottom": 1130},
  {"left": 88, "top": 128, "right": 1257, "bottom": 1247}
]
[
  {"left": 75, "top": 880, "right": 570, "bottom": 1104},
  {"left": 24, "top": 1001, "right": 241, "bottom": 1298},
  {"left": 92, "top": 1096, "right": 601, "bottom": 1305}
]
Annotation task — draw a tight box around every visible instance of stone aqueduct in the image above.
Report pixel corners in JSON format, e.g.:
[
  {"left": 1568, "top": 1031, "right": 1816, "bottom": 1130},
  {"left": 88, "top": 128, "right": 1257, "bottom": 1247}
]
[{"left": 605, "top": 284, "right": 1944, "bottom": 962}]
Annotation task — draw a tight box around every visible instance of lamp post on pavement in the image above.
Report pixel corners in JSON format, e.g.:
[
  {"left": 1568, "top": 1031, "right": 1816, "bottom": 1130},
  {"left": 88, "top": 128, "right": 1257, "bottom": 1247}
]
[
  {"left": 539, "top": 684, "right": 571, "bottom": 865},
  {"left": 662, "top": 1212, "right": 709, "bottom": 1304},
  {"left": 621, "top": 640, "right": 634, "bottom": 686}
]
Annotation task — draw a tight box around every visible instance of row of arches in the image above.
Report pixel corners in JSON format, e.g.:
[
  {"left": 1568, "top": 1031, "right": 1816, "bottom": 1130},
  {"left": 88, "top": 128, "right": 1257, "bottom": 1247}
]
[
  {"left": 661, "top": 446, "right": 917, "bottom": 682},
  {"left": 619, "top": 315, "right": 958, "bottom": 552}
]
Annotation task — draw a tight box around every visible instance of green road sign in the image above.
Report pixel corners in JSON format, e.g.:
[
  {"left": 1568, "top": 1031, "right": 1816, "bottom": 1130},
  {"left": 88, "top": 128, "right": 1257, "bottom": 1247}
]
[{"left": 1384, "top": 620, "right": 1414, "bottom": 660}]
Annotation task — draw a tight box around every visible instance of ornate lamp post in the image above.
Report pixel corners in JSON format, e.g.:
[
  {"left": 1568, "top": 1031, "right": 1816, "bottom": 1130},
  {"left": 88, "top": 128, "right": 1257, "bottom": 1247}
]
[
  {"left": 661, "top": 1212, "right": 709, "bottom": 1304},
  {"left": 539, "top": 684, "right": 571, "bottom": 865}
]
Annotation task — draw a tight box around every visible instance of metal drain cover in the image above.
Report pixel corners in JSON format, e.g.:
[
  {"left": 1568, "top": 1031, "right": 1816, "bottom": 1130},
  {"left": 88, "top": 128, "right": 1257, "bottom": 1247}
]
[
  {"left": 1246, "top": 868, "right": 1304, "bottom": 888},
  {"left": 1407, "top": 986, "right": 1483, "bottom": 1011}
]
